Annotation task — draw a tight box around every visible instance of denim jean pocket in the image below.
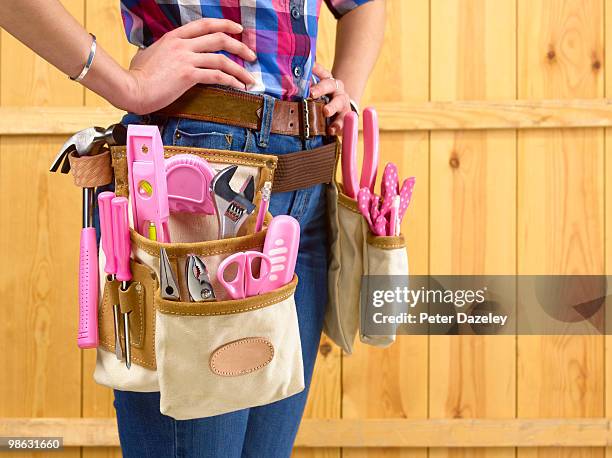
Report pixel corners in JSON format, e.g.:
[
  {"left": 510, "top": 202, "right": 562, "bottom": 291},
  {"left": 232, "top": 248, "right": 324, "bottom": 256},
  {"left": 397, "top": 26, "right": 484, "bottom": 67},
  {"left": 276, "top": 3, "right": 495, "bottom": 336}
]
[{"left": 172, "top": 119, "right": 242, "bottom": 150}]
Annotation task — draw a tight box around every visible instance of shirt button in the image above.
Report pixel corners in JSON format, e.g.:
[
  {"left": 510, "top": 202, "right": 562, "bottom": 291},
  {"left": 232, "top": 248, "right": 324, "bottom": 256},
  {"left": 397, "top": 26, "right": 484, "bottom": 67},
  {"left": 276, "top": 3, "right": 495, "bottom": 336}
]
[
  {"left": 291, "top": 7, "right": 301, "bottom": 19},
  {"left": 293, "top": 66, "right": 302, "bottom": 78}
]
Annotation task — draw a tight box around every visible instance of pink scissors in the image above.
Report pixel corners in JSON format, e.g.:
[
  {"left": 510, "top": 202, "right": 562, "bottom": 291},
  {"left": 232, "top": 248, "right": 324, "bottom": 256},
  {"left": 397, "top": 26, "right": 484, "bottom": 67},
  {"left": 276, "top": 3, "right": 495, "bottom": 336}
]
[
  {"left": 217, "top": 251, "right": 273, "bottom": 299},
  {"left": 358, "top": 163, "right": 416, "bottom": 236},
  {"left": 341, "top": 107, "right": 379, "bottom": 199}
]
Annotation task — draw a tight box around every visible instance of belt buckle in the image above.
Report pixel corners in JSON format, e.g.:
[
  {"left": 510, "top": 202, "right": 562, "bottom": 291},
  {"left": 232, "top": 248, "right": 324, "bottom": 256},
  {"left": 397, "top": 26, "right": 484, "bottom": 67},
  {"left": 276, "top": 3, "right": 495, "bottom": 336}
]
[{"left": 301, "top": 99, "right": 311, "bottom": 140}]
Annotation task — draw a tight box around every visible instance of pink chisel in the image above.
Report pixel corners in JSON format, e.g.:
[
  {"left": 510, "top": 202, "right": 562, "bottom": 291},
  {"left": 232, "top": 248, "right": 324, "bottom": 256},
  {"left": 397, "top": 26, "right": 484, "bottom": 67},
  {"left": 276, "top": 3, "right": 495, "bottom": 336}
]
[
  {"left": 77, "top": 188, "right": 99, "bottom": 349},
  {"left": 112, "top": 197, "right": 133, "bottom": 369}
]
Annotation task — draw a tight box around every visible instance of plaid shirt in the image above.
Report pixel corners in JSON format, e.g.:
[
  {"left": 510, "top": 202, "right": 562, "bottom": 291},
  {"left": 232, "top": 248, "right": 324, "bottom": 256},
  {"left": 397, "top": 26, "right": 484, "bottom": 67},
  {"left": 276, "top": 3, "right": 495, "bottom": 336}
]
[{"left": 120, "top": 0, "right": 372, "bottom": 100}]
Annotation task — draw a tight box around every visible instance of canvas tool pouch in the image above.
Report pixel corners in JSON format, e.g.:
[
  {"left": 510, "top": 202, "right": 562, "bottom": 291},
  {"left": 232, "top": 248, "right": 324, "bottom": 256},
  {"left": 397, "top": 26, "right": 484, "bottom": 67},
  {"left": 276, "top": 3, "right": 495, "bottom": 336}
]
[
  {"left": 360, "top": 232, "right": 409, "bottom": 347},
  {"left": 324, "top": 155, "right": 410, "bottom": 353},
  {"left": 90, "top": 145, "right": 305, "bottom": 419},
  {"left": 324, "top": 182, "right": 366, "bottom": 354}
]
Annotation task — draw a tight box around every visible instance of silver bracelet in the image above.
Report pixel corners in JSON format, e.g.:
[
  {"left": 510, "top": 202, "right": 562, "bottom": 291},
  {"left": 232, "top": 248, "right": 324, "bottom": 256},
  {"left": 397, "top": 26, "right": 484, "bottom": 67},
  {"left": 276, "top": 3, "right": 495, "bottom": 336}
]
[{"left": 70, "top": 34, "right": 97, "bottom": 82}]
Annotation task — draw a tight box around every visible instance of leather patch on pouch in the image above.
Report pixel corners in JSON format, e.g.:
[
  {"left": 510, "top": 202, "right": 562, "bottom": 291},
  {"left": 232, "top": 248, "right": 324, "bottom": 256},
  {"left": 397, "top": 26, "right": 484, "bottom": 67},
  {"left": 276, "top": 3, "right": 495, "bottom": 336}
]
[{"left": 209, "top": 337, "right": 274, "bottom": 377}]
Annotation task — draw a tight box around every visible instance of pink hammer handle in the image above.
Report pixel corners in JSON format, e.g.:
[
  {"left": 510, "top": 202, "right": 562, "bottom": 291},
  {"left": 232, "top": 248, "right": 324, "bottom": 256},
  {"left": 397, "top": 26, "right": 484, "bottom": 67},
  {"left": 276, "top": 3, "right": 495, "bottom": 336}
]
[
  {"left": 98, "top": 192, "right": 116, "bottom": 275},
  {"left": 77, "top": 227, "right": 99, "bottom": 349},
  {"left": 112, "top": 197, "right": 132, "bottom": 283},
  {"left": 341, "top": 112, "right": 359, "bottom": 199},
  {"left": 361, "top": 107, "right": 379, "bottom": 192}
]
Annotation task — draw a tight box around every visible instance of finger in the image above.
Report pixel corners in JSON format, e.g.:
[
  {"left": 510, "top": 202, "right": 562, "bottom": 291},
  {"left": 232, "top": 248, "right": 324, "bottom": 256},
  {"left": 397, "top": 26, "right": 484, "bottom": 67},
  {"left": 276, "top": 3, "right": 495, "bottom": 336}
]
[
  {"left": 172, "top": 18, "right": 243, "bottom": 39},
  {"left": 323, "top": 93, "right": 350, "bottom": 117},
  {"left": 194, "top": 68, "right": 246, "bottom": 90},
  {"left": 310, "top": 77, "right": 343, "bottom": 99},
  {"left": 190, "top": 32, "right": 256, "bottom": 61},
  {"left": 312, "top": 62, "right": 333, "bottom": 80},
  {"left": 329, "top": 111, "right": 349, "bottom": 136},
  {"left": 195, "top": 53, "right": 256, "bottom": 85}
]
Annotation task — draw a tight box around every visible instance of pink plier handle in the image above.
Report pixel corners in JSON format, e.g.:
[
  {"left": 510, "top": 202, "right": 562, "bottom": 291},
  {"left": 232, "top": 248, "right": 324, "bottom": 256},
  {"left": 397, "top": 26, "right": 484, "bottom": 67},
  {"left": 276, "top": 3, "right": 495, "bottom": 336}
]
[
  {"left": 361, "top": 107, "right": 379, "bottom": 192},
  {"left": 341, "top": 111, "right": 359, "bottom": 199}
]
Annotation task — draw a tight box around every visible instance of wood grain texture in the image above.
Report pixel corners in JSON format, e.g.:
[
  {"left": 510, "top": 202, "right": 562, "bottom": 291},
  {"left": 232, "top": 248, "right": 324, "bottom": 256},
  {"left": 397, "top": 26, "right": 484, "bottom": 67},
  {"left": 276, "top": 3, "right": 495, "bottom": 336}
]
[
  {"left": 606, "top": 5, "right": 612, "bottom": 458},
  {"left": 517, "top": 2, "right": 605, "bottom": 458},
  {"left": 2, "top": 0, "right": 612, "bottom": 456},
  {"left": 376, "top": 99, "right": 612, "bottom": 131},
  {"left": 429, "top": 2, "right": 517, "bottom": 458},
  {"left": 341, "top": 2, "right": 430, "bottom": 458},
  {"left": 0, "top": 2, "right": 85, "bottom": 458},
  {"left": 0, "top": 107, "right": 125, "bottom": 135},
  {"left": 2, "top": 417, "right": 612, "bottom": 448},
  {"left": 10, "top": 100, "right": 612, "bottom": 135}
]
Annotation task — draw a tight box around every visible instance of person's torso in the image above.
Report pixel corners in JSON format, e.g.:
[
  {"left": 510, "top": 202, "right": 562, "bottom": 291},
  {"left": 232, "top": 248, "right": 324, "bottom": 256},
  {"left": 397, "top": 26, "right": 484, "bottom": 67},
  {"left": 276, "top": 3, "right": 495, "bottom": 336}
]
[{"left": 120, "top": 0, "right": 326, "bottom": 100}]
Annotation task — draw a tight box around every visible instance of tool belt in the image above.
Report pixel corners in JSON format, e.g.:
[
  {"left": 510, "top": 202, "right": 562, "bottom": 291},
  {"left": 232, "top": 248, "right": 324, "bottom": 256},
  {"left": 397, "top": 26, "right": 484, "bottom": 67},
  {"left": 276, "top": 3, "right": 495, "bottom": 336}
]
[
  {"left": 96, "top": 145, "right": 307, "bottom": 420},
  {"left": 68, "top": 130, "right": 337, "bottom": 195},
  {"left": 55, "top": 99, "right": 408, "bottom": 420}
]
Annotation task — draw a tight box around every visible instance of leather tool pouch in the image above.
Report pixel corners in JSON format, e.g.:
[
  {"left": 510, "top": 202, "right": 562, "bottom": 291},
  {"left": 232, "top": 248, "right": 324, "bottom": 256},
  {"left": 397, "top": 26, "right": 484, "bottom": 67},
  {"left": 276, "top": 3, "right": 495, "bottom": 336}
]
[
  {"left": 92, "top": 145, "right": 304, "bottom": 420},
  {"left": 324, "top": 153, "right": 409, "bottom": 353}
]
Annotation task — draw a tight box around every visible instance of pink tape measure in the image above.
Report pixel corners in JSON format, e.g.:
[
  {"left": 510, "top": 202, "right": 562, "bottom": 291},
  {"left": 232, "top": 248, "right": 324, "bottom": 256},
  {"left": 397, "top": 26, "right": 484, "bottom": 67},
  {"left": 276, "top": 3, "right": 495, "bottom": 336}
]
[{"left": 165, "top": 154, "right": 215, "bottom": 214}]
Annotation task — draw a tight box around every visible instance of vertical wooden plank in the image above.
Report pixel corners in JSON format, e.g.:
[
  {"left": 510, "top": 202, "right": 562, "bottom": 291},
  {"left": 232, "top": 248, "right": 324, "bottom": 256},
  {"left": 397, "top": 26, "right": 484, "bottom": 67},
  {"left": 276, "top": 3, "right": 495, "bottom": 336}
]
[
  {"left": 605, "top": 4, "right": 612, "bottom": 458},
  {"left": 341, "top": 1, "right": 430, "bottom": 457},
  {"left": 82, "top": 1, "right": 135, "bottom": 457},
  {"left": 517, "top": 2, "right": 605, "bottom": 458},
  {"left": 0, "top": 2, "right": 85, "bottom": 458},
  {"left": 429, "top": 2, "right": 517, "bottom": 458}
]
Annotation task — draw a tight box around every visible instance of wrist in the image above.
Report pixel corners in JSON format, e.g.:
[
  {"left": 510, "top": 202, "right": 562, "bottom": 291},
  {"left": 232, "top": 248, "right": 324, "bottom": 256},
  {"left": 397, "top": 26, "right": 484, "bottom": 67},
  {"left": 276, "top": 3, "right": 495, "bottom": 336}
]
[
  {"left": 116, "top": 70, "right": 142, "bottom": 114},
  {"left": 79, "top": 47, "right": 141, "bottom": 113}
]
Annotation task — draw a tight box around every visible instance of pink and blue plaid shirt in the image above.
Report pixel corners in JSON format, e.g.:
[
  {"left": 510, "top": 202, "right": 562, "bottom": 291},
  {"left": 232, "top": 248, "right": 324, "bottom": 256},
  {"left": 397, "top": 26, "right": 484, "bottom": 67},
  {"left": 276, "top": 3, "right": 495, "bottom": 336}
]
[{"left": 120, "top": 0, "right": 372, "bottom": 100}]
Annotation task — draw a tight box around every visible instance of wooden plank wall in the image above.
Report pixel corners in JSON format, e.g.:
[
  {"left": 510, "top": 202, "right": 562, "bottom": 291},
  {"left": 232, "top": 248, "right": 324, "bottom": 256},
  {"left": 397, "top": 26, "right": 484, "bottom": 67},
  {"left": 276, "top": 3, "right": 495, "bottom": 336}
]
[{"left": 0, "top": 0, "right": 611, "bottom": 457}]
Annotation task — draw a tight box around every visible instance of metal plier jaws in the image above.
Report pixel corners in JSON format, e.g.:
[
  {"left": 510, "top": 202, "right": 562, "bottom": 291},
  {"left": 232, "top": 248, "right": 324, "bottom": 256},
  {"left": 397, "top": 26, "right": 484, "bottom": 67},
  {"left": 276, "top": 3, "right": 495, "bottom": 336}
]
[
  {"left": 160, "top": 248, "right": 180, "bottom": 301},
  {"left": 186, "top": 255, "right": 216, "bottom": 302}
]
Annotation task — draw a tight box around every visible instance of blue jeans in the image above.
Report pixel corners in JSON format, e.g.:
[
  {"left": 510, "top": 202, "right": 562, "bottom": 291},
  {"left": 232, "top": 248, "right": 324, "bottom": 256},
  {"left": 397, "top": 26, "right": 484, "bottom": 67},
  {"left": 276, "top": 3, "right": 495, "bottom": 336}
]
[{"left": 111, "top": 102, "right": 330, "bottom": 458}]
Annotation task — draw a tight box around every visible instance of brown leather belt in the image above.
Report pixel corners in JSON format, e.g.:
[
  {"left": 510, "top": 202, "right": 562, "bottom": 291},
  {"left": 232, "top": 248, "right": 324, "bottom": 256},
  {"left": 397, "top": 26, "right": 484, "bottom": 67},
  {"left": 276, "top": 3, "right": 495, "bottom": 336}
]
[
  {"left": 155, "top": 85, "right": 337, "bottom": 193},
  {"left": 157, "top": 85, "right": 328, "bottom": 139}
]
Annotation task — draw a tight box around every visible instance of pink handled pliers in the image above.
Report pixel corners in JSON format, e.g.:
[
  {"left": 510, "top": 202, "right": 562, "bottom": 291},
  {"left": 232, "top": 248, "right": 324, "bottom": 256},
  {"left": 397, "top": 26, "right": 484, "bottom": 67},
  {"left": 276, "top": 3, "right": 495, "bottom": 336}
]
[{"left": 341, "top": 107, "right": 379, "bottom": 199}]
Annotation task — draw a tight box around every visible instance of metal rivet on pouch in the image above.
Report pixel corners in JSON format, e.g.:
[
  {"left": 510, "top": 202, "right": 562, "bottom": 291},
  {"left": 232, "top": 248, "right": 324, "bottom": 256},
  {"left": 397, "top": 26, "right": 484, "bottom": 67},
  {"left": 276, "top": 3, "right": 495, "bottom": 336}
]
[
  {"left": 141, "top": 145, "right": 148, "bottom": 153},
  {"left": 175, "top": 132, "right": 181, "bottom": 139}
]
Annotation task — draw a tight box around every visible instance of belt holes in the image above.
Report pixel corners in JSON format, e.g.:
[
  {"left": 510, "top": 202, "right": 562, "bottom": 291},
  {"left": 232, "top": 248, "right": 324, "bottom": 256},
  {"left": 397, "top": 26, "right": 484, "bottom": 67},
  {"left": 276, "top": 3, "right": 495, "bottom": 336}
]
[
  {"left": 290, "top": 108, "right": 294, "bottom": 114},
  {"left": 289, "top": 122, "right": 294, "bottom": 128}
]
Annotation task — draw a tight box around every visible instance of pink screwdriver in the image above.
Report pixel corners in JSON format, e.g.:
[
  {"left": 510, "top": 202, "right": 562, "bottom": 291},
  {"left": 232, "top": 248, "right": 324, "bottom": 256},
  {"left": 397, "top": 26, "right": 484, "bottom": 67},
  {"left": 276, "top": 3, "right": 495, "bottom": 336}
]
[
  {"left": 98, "top": 192, "right": 123, "bottom": 360},
  {"left": 112, "top": 197, "right": 132, "bottom": 369}
]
